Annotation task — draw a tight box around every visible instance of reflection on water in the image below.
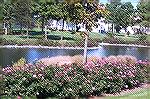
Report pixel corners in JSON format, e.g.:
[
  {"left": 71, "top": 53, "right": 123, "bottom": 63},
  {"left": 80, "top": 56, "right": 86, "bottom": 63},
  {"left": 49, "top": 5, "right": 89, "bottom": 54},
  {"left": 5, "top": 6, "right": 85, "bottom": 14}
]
[
  {"left": 0, "top": 46, "right": 149, "bottom": 67},
  {"left": 88, "top": 46, "right": 150, "bottom": 60}
]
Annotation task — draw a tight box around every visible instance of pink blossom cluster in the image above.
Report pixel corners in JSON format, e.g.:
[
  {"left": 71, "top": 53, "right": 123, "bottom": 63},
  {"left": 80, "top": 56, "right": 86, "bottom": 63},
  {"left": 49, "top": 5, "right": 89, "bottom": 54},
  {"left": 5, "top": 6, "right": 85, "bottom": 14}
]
[
  {"left": 84, "top": 56, "right": 149, "bottom": 79},
  {"left": 2, "top": 62, "right": 46, "bottom": 79},
  {"left": 136, "top": 59, "right": 150, "bottom": 66},
  {"left": 2, "top": 56, "right": 149, "bottom": 82}
]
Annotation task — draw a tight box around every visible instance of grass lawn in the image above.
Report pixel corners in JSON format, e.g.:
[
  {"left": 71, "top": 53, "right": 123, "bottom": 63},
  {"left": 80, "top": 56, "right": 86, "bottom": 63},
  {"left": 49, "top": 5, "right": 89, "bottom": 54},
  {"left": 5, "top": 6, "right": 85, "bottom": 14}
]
[
  {"left": 1, "top": 29, "right": 150, "bottom": 45},
  {"left": 0, "top": 88, "right": 149, "bottom": 99},
  {"left": 0, "top": 30, "right": 104, "bottom": 41},
  {"left": 32, "top": 28, "right": 104, "bottom": 40},
  {"left": 147, "top": 35, "right": 150, "bottom": 42},
  {"left": 105, "top": 88, "right": 150, "bottom": 99}
]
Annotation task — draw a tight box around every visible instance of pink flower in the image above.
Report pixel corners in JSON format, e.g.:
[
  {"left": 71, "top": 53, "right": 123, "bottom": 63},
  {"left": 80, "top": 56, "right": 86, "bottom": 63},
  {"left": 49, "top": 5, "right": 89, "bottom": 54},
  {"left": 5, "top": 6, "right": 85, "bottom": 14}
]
[
  {"left": 121, "top": 75, "right": 126, "bottom": 78},
  {"left": 74, "top": 71, "right": 77, "bottom": 75},
  {"left": 33, "top": 74, "right": 36, "bottom": 78},
  {"left": 84, "top": 61, "right": 95, "bottom": 71},
  {"left": 17, "top": 96, "right": 21, "bottom": 99},
  {"left": 55, "top": 72, "right": 64, "bottom": 77},
  {"left": 40, "top": 67, "right": 44, "bottom": 70},
  {"left": 38, "top": 74, "right": 43, "bottom": 77},
  {"left": 58, "top": 61, "right": 72, "bottom": 66},
  {"left": 85, "top": 80, "right": 91, "bottom": 83},
  {"left": 119, "top": 71, "right": 123, "bottom": 74},
  {"left": 92, "top": 87, "right": 96, "bottom": 90},
  {"left": 2, "top": 67, "right": 13, "bottom": 73},
  {"left": 125, "top": 85, "right": 128, "bottom": 88},
  {"left": 107, "top": 76, "right": 113, "bottom": 80}
]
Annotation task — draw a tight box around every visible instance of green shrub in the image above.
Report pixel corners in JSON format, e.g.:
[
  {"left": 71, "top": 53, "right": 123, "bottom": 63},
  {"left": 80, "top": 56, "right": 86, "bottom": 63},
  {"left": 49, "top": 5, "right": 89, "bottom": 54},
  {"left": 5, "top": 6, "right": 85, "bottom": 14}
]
[
  {"left": 0, "top": 67, "right": 4, "bottom": 96},
  {"left": 138, "top": 34, "right": 147, "bottom": 41},
  {"left": 12, "top": 58, "right": 26, "bottom": 67},
  {"left": 0, "top": 37, "right": 3, "bottom": 44},
  {"left": 103, "top": 37, "right": 126, "bottom": 44},
  {"left": 136, "top": 60, "right": 150, "bottom": 83},
  {"left": 1, "top": 56, "right": 148, "bottom": 98},
  {"left": 106, "top": 32, "right": 114, "bottom": 38}
]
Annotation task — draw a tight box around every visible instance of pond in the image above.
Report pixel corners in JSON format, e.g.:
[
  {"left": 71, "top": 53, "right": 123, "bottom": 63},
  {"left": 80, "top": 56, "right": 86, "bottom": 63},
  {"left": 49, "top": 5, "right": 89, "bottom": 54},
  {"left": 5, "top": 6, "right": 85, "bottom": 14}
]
[{"left": 0, "top": 46, "right": 150, "bottom": 67}]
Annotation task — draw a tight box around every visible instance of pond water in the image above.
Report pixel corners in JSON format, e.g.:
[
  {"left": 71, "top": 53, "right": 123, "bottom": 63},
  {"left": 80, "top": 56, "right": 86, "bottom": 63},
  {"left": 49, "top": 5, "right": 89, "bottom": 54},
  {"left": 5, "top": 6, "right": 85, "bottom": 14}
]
[{"left": 0, "top": 46, "right": 150, "bottom": 67}]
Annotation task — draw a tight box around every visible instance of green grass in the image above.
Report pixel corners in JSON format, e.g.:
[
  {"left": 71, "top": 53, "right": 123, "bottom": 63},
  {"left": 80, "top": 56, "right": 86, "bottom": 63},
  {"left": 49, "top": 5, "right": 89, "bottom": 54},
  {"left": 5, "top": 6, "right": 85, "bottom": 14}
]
[
  {"left": 0, "top": 30, "right": 103, "bottom": 41},
  {"left": 0, "top": 96, "right": 37, "bottom": 99},
  {"left": 147, "top": 35, "right": 150, "bottom": 42},
  {"left": 105, "top": 88, "right": 150, "bottom": 99},
  {"left": 1, "top": 29, "right": 150, "bottom": 45},
  {"left": 29, "top": 28, "right": 104, "bottom": 40},
  {"left": 1, "top": 88, "right": 149, "bottom": 99},
  {"left": 117, "top": 36, "right": 138, "bottom": 42}
]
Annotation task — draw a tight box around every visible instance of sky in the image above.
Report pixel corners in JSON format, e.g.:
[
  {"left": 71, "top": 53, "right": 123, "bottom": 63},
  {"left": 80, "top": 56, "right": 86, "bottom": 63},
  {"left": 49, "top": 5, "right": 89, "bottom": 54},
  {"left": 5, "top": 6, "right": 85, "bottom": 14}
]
[{"left": 100, "top": 0, "right": 140, "bottom": 8}]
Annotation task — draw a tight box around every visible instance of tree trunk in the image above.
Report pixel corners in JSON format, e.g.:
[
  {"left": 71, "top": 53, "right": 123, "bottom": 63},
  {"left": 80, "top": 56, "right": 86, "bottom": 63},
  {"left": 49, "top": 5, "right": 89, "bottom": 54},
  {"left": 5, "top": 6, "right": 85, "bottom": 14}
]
[
  {"left": 62, "top": 19, "right": 65, "bottom": 31},
  {"left": 108, "top": 22, "right": 109, "bottom": 33},
  {"left": 60, "top": 34, "right": 63, "bottom": 41},
  {"left": 26, "top": 25, "right": 29, "bottom": 39},
  {"left": 41, "top": 16, "right": 45, "bottom": 33},
  {"left": 56, "top": 20, "right": 58, "bottom": 30},
  {"left": 5, "top": 28, "right": 8, "bottom": 35},
  {"left": 4, "top": 22, "right": 8, "bottom": 35},
  {"left": 44, "top": 25, "right": 47, "bottom": 40},
  {"left": 112, "top": 23, "right": 114, "bottom": 33},
  {"left": 60, "top": 19, "right": 64, "bottom": 41},
  {"left": 20, "top": 23, "right": 23, "bottom": 35},
  {"left": 9, "top": 21, "right": 12, "bottom": 35},
  {"left": 83, "top": 32, "right": 88, "bottom": 64}
]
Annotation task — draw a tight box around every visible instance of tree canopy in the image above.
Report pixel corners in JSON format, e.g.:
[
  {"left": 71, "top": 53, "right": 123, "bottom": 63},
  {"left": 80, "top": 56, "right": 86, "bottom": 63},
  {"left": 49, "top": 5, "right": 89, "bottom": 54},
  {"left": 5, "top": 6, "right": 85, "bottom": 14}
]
[
  {"left": 106, "top": 0, "right": 134, "bottom": 32},
  {"left": 137, "top": 0, "right": 150, "bottom": 27}
]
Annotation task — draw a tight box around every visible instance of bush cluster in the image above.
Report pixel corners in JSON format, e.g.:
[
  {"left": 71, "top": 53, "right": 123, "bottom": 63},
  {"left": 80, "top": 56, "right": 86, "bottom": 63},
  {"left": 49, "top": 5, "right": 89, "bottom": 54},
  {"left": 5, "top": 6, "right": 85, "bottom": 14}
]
[
  {"left": 103, "top": 37, "right": 126, "bottom": 44},
  {"left": 102, "top": 36, "right": 150, "bottom": 46},
  {"left": 75, "top": 38, "right": 101, "bottom": 47},
  {"left": 138, "top": 34, "right": 147, "bottom": 41},
  {"left": 0, "top": 35, "right": 150, "bottom": 46},
  {"left": 1, "top": 56, "right": 149, "bottom": 98},
  {"left": 136, "top": 60, "right": 150, "bottom": 83}
]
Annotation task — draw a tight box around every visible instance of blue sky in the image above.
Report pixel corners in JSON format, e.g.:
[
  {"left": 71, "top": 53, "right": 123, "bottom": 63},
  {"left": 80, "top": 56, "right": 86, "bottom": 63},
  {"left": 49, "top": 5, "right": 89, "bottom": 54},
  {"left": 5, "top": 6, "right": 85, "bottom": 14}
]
[{"left": 100, "top": 0, "right": 139, "bottom": 8}]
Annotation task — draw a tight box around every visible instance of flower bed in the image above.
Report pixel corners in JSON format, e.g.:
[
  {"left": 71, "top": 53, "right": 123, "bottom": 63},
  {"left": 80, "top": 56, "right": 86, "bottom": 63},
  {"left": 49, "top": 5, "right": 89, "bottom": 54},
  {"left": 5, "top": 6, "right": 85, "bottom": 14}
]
[{"left": 1, "top": 56, "right": 149, "bottom": 98}]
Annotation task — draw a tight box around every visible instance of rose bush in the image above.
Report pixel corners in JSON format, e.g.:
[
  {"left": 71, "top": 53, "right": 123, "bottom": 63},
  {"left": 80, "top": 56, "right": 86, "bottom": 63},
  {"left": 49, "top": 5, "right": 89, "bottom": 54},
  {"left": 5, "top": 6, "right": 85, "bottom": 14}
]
[{"left": 1, "top": 56, "right": 149, "bottom": 98}]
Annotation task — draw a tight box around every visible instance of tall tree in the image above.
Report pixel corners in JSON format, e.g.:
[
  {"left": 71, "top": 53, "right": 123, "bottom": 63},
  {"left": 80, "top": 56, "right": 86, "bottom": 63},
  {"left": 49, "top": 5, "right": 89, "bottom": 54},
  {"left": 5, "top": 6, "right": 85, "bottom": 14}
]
[
  {"left": 0, "top": 0, "right": 3, "bottom": 24},
  {"left": 2, "top": 0, "right": 17, "bottom": 34},
  {"left": 106, "top": 0, "right": 134, "bottom": 33},
  {"left": 3, "top": 2, "right": 15, "bottom": 35},
  {"left": 32, "top": 0, "right": 61, "bottom": 40},
  {"left": 82, "top": 1, "right": 105, "bottom": 63},
  {"left": 137, "top": 0, "right": 150, "bottom": 29},
  {"left": 64, "top": 0, "right": 108, "bottom": 63},
  {"left": 14, "top": 0, "right": 32, "bottom": 37}
]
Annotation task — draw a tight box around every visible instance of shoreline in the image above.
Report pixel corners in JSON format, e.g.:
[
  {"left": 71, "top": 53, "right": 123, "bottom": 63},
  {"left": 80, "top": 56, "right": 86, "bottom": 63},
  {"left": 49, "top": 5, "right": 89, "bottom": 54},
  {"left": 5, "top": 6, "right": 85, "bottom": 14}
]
[
  {"left": 0, "top": 43, "right": 150, "bottom": 49},
  {"left": 0, "top": 45, "right": 99, "bottom": 50},
  {"left": 99, "top": 43, "right": 150, "bottom": 48}
]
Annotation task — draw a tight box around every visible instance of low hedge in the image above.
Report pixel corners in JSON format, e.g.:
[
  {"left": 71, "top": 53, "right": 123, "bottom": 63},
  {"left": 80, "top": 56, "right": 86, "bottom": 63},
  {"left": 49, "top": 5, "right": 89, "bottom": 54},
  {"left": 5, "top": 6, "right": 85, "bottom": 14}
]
[
  {"left": 0, "top": 38, "right": 102, "bottom": 47},
  {"left": 0, "top": 35, "right": 150, "bottom": 47},
  {"left": 1, "top": 56, "right": 149, "bottom": 98},
  {"left": 102, "top": 36, "right": 150, "bottom": 46},
  {"left": 103, "top": 37, "right": 126, "bottom": 44}
]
